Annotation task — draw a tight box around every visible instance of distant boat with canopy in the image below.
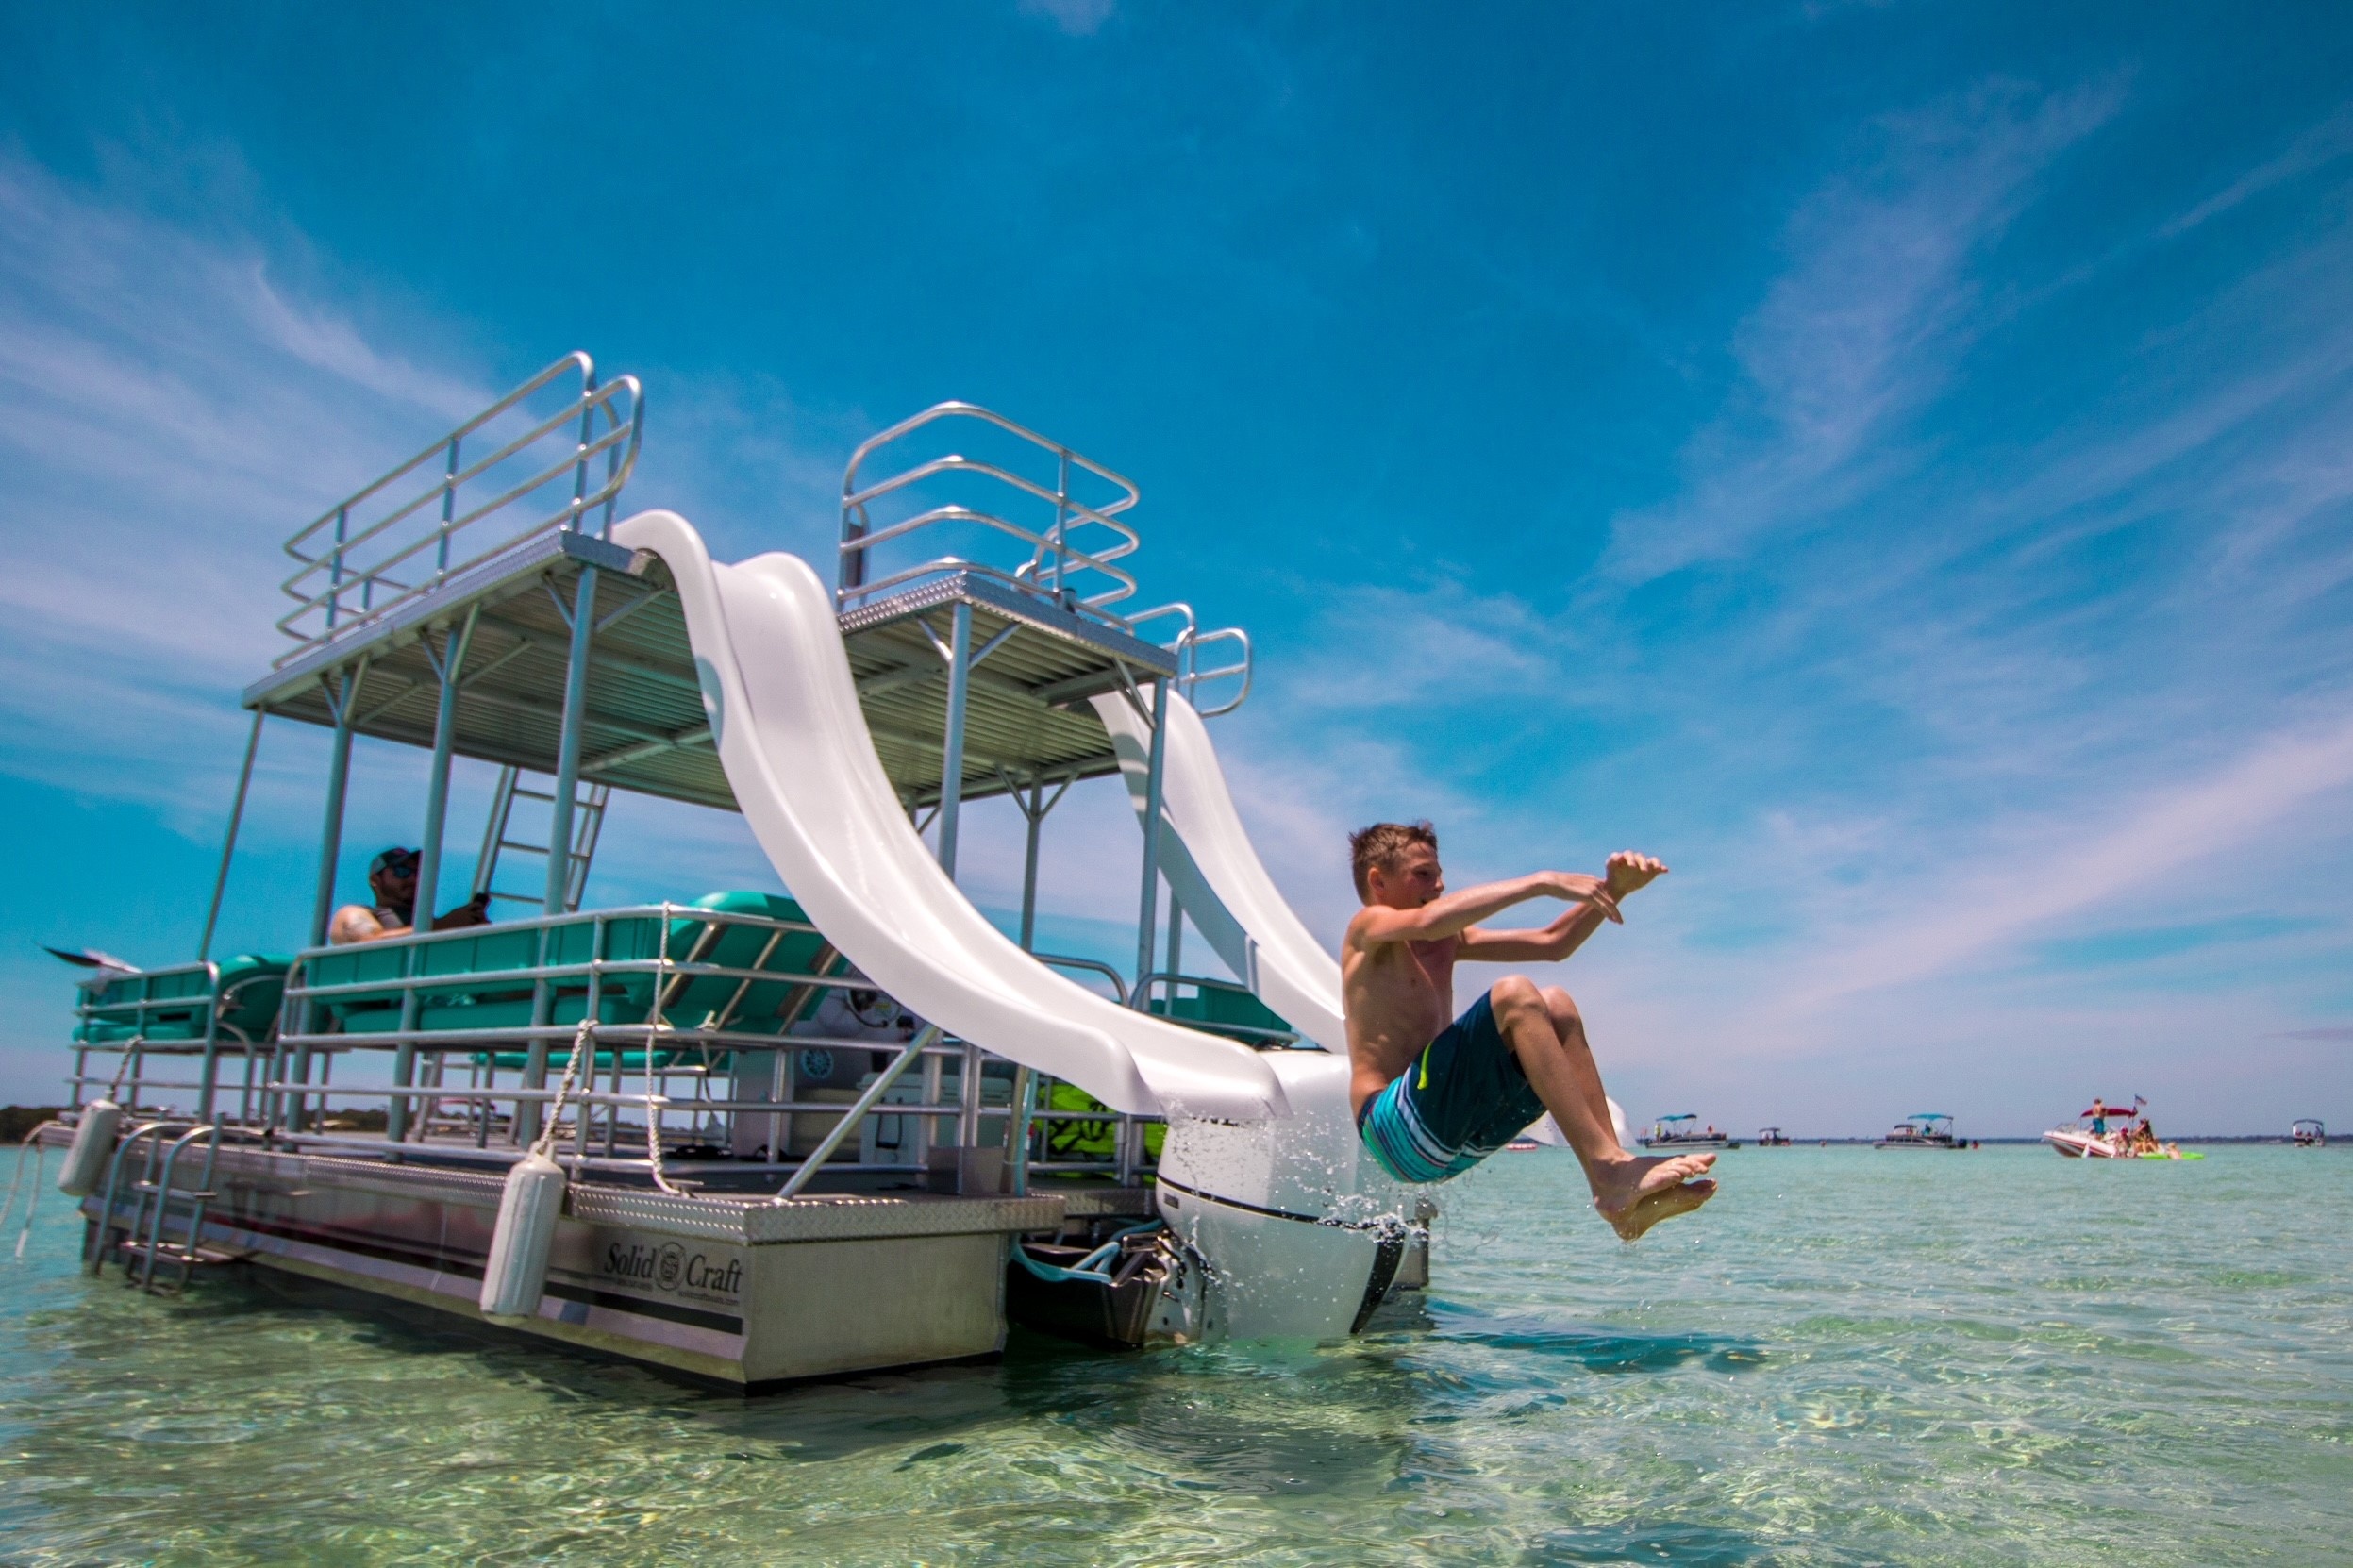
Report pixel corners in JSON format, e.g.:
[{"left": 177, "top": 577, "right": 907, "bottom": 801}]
[
  {"left": 1874, "top": 1113, "right": 1972, "bottom": 1150},
  {"left": 1639, "top": 1113, "right": 1734, "bottom": 1150}
]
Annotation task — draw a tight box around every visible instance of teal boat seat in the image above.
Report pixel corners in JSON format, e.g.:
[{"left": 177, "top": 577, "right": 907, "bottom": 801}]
[
  {"left": 1147, "top": 982, "right": 1297, "bottom": 1046},
  {"left": 309, "top": 892, "right": 846, "bottom": 1048},
  {"left": 75, "top": 956, "right": 292, "bottom": 1046}
]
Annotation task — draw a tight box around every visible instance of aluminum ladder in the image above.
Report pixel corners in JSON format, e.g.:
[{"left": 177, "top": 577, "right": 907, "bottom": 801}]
[
  {"left": 473, "top": 764, "right": 610, "bottom": 913},
  {"left": 86, "top": 1121, "right": 244, "bottom": 1292}
]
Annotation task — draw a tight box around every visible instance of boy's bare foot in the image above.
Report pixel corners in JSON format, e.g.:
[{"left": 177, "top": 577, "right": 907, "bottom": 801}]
[
  {"left": 1590, "top": 1151, "right": 1716, "bottom": 1240},
  {"left": 1605, "top": 1177, "right": 1717, "bottom": 1240}
]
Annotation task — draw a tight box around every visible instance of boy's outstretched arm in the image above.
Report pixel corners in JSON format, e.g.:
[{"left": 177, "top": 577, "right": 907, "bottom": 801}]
[
  {"left": 1350, "top": 871, "right": 1621, "bottom": 948},
  {"left": 1455, "top": 853, "right": 1670, "bottom": 963}
]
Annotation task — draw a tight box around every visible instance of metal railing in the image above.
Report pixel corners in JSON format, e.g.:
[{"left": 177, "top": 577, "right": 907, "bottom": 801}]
[
  {"left": 61, "top": 907, "right": 1165, "bottom": 1193},
  {"left": 840, "top": 402, "right": 1143, "bottom": 623},
  {"left": 246, "top": 901, "right": 1158, "bottom": 1187},
  {"left": 1136, "top": 972, "right": 1303, "bottom": 1049},
  {"left": 70, "top": 960, "right": 286, "bottom": 1124},
  {"left": 839, "top": 403, "right": 1256, "bottom": 715},
  {"left": 275, "top": 353, "right": 644, "bottom": 664},
  {"left": 1127, "top": 602, "right": 1255, "bottom": 718}
]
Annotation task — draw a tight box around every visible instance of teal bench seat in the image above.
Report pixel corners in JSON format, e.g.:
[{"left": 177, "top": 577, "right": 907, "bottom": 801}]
[
  {"left": 305, "top": 892, "right": 847, "bottom": 1054},
  {"left": 75, "top": 955, "right": 292, "bottom": 1046}
]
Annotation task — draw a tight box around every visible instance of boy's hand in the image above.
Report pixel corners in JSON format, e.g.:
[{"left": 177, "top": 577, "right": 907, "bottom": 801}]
[
  {"left": 1546, "top": 872, "right": 1624, "bottom": 923},
  {"left": 1604, "top": 851, "right": 1669, "bottom": 899}
]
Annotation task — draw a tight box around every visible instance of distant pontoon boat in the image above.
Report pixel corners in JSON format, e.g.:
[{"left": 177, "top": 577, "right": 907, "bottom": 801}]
[
  {"left": 2292, "top": 1118, "right": 2327, "bottom": 1148},
  {"left": 1640, "top": 1114, "right": 1733, "bottom": 1150},
  {"left": 1874, "top": 1113, "right": 1971, "bottom": 1150}
]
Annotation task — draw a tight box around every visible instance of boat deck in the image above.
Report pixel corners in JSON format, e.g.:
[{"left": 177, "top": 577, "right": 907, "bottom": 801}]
[{"left": 245, "top": 541, "right": 1177, "bottom": 812}]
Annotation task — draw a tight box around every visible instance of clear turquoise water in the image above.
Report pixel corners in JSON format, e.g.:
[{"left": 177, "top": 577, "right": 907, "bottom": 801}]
[{"left": 2, "top": 1145, "right": 2347, "bottom": 1565}]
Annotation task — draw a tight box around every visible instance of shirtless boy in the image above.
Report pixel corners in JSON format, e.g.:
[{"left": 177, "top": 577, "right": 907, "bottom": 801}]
[{"left": 1343, "top": 821, "right": 1716, "bottom": 1240}]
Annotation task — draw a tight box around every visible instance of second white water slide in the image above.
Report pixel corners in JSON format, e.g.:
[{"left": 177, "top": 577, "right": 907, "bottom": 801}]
[
  {"left": 1092, "top": 689, "right": 1349, "bottom": 1052},
  {"left": 610, "top": 509, "right": 1287, "bottom": 1123}
]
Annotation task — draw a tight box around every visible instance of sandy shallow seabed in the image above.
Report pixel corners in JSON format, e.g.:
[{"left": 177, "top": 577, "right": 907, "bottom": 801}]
[{"left": 1, "top": 1143, "right": 2347, "bottom": 1565}]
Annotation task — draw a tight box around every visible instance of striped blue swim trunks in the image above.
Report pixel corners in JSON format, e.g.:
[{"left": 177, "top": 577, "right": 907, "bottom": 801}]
[{"left": 1356, "top": 991, "right": 1547, "bottom": 1184}]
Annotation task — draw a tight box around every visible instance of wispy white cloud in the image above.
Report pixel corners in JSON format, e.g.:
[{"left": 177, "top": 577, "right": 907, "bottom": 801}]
[
  {"left": 1017, "top": 0, "right": 1114, "bottom": 38},
  {"left": 2162, "top": 102, "right": 2353, "bottom": 237},
  {"left": 1605, "top": 79, "right": 2122, "bottom": 581}
]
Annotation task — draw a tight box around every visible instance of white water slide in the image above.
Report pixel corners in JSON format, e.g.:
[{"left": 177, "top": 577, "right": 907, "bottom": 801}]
[{"left": 610, "top": 509, "right": 1288, "bottom": 1124}]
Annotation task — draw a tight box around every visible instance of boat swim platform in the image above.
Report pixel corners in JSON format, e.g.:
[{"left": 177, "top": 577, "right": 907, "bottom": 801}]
[
  {"left": 46, "top": 1123, "right": 1153, "bottom": 1388},
  {"left": 243, "top": 532, "right": 1179, "bottom": 813}
]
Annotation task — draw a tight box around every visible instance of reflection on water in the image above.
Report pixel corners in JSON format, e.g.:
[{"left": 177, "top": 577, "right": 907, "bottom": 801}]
[{"left": 2, "top": 1147, "right": 2349, "bottom": 1565}]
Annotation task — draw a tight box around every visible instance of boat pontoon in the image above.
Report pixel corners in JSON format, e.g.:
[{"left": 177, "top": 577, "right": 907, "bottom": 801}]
[{"left": 39, "top": 356, "right": 1439, "bottom": 1387}]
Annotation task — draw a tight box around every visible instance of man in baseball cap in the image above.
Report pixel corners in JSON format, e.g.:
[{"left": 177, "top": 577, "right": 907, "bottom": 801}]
[{"left": 327, "top": 846, "right": 492, "bottom": 945}]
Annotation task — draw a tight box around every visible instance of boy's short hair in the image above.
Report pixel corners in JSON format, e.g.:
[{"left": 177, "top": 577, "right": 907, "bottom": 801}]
[{"left": 1349, "top": 821, "right": 1438, "bottom": 901}]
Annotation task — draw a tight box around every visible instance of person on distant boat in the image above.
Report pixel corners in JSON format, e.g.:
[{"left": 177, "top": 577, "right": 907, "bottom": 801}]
[
  {"left": 2086, "top": 1097, "right": 2111, "bottom": 1136},
  {"left": 1341, "top": 821, "right": 1714, "bottom": 1241},
  {"left": 328, "top": 846, "right": 492, "bottom": 944}
]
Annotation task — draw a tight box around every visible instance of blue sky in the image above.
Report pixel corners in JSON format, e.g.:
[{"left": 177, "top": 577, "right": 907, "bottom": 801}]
[{"left": 3, "top": 3, "right": 2350, "bottom": 1134}]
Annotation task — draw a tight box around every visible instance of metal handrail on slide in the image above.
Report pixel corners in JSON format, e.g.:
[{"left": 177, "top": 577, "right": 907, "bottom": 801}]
[{"left": 275, "top": 352, "right": 645, "bottom": 664}]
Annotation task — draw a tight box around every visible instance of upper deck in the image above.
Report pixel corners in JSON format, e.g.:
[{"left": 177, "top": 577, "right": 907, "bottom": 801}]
[{"left": 242, "top": 361, "right": 1245, "bottom": 811}]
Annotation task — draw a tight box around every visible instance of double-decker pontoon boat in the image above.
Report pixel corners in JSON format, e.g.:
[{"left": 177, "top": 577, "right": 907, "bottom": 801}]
[
  {"left": 1874, "top": 1113, "right": 1971, "bottom": 1150},
  {"left": 1639, "top": 1114, "right": 1733, "bottom": 1150},
  {"left": 38, "top": 356, "right": 1438, "bottom": 1388}
]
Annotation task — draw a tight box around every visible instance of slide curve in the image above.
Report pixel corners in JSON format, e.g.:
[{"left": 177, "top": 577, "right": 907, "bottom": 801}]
[
  {"left": 1093, "top": 689, "right": 1348, "bottom": 1051},
  {"left": 611, "top": 510, "right": 1288, "bottom": 1123}
]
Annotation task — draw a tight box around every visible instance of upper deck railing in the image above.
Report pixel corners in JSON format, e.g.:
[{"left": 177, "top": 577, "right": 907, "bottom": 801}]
[
  {"left": 839, "top": 401, "right": 1252, "bottom": 711},
  {"left": 840, "top": 402, "right": 1142, "bottom": 623},
  {"left": 275, "top": 353, "right": 644, "bottom": 666}
]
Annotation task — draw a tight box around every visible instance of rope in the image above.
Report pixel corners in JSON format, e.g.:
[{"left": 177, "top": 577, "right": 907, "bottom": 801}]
[
  {"left": 643, "top": 1092, "right": 682, "bottom": 1195},
  {"left": 1, "top": 1122, "right": 58, "bottom": 1262},
  {"left": 530, "top": 1018, "right": 596, "bottom": 1161}
]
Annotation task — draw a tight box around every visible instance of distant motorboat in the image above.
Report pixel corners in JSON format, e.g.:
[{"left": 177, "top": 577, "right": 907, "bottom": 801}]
[
  {"left": 2044, "top": 1096, "right": 2198, "bottom": 1159},
  {"left": 2292, "top": 1118, "right": 2327, "bottom": 1148},
  {"left": 1756, "top": 1126, "right": 1793, "bottom": 1146},
  {"left": 1640, "top": 1113, "right": 1734, "bottom": 1150},
  {"left": 1875, "top": 1113, "right": 1971, "bottom": 1150}
]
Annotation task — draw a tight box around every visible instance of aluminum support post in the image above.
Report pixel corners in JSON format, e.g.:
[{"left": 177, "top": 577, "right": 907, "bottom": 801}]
[
  {"left": 1131, "top": 676, "right": 1171, "bottom": 1002},
  {"left": 197, "top": 709, "right": 265, "bottom": 960},
  {"left": 1019, "top": 781, "right": 1044, "bottom": 951},
  {"left": 1011, "top": 772, "right": 1072, "bottom": 952},
  {"left": 517, "top": 570, "right": 596, "bottom": 1147},
  {"left": 306, "top": 667, "right": 365, "bottom": 947},
  {"left": 544, "top": 568, "right": 601, "bottom": 914},
  {"left": 935, "top": 600, "right": 972, "bottom": 878},
  {"left": 410, "top": 608, "right": 477, "bottom": 933},
  {"left": 392, "top": 610, "right": 477, "bottom": 1142},
  {"left": 195, "top": 991, "right": 223, "bottom": 1123},
  {"left": 1008, "top": 1065, "right": 1036, "bottom": 1196}
]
